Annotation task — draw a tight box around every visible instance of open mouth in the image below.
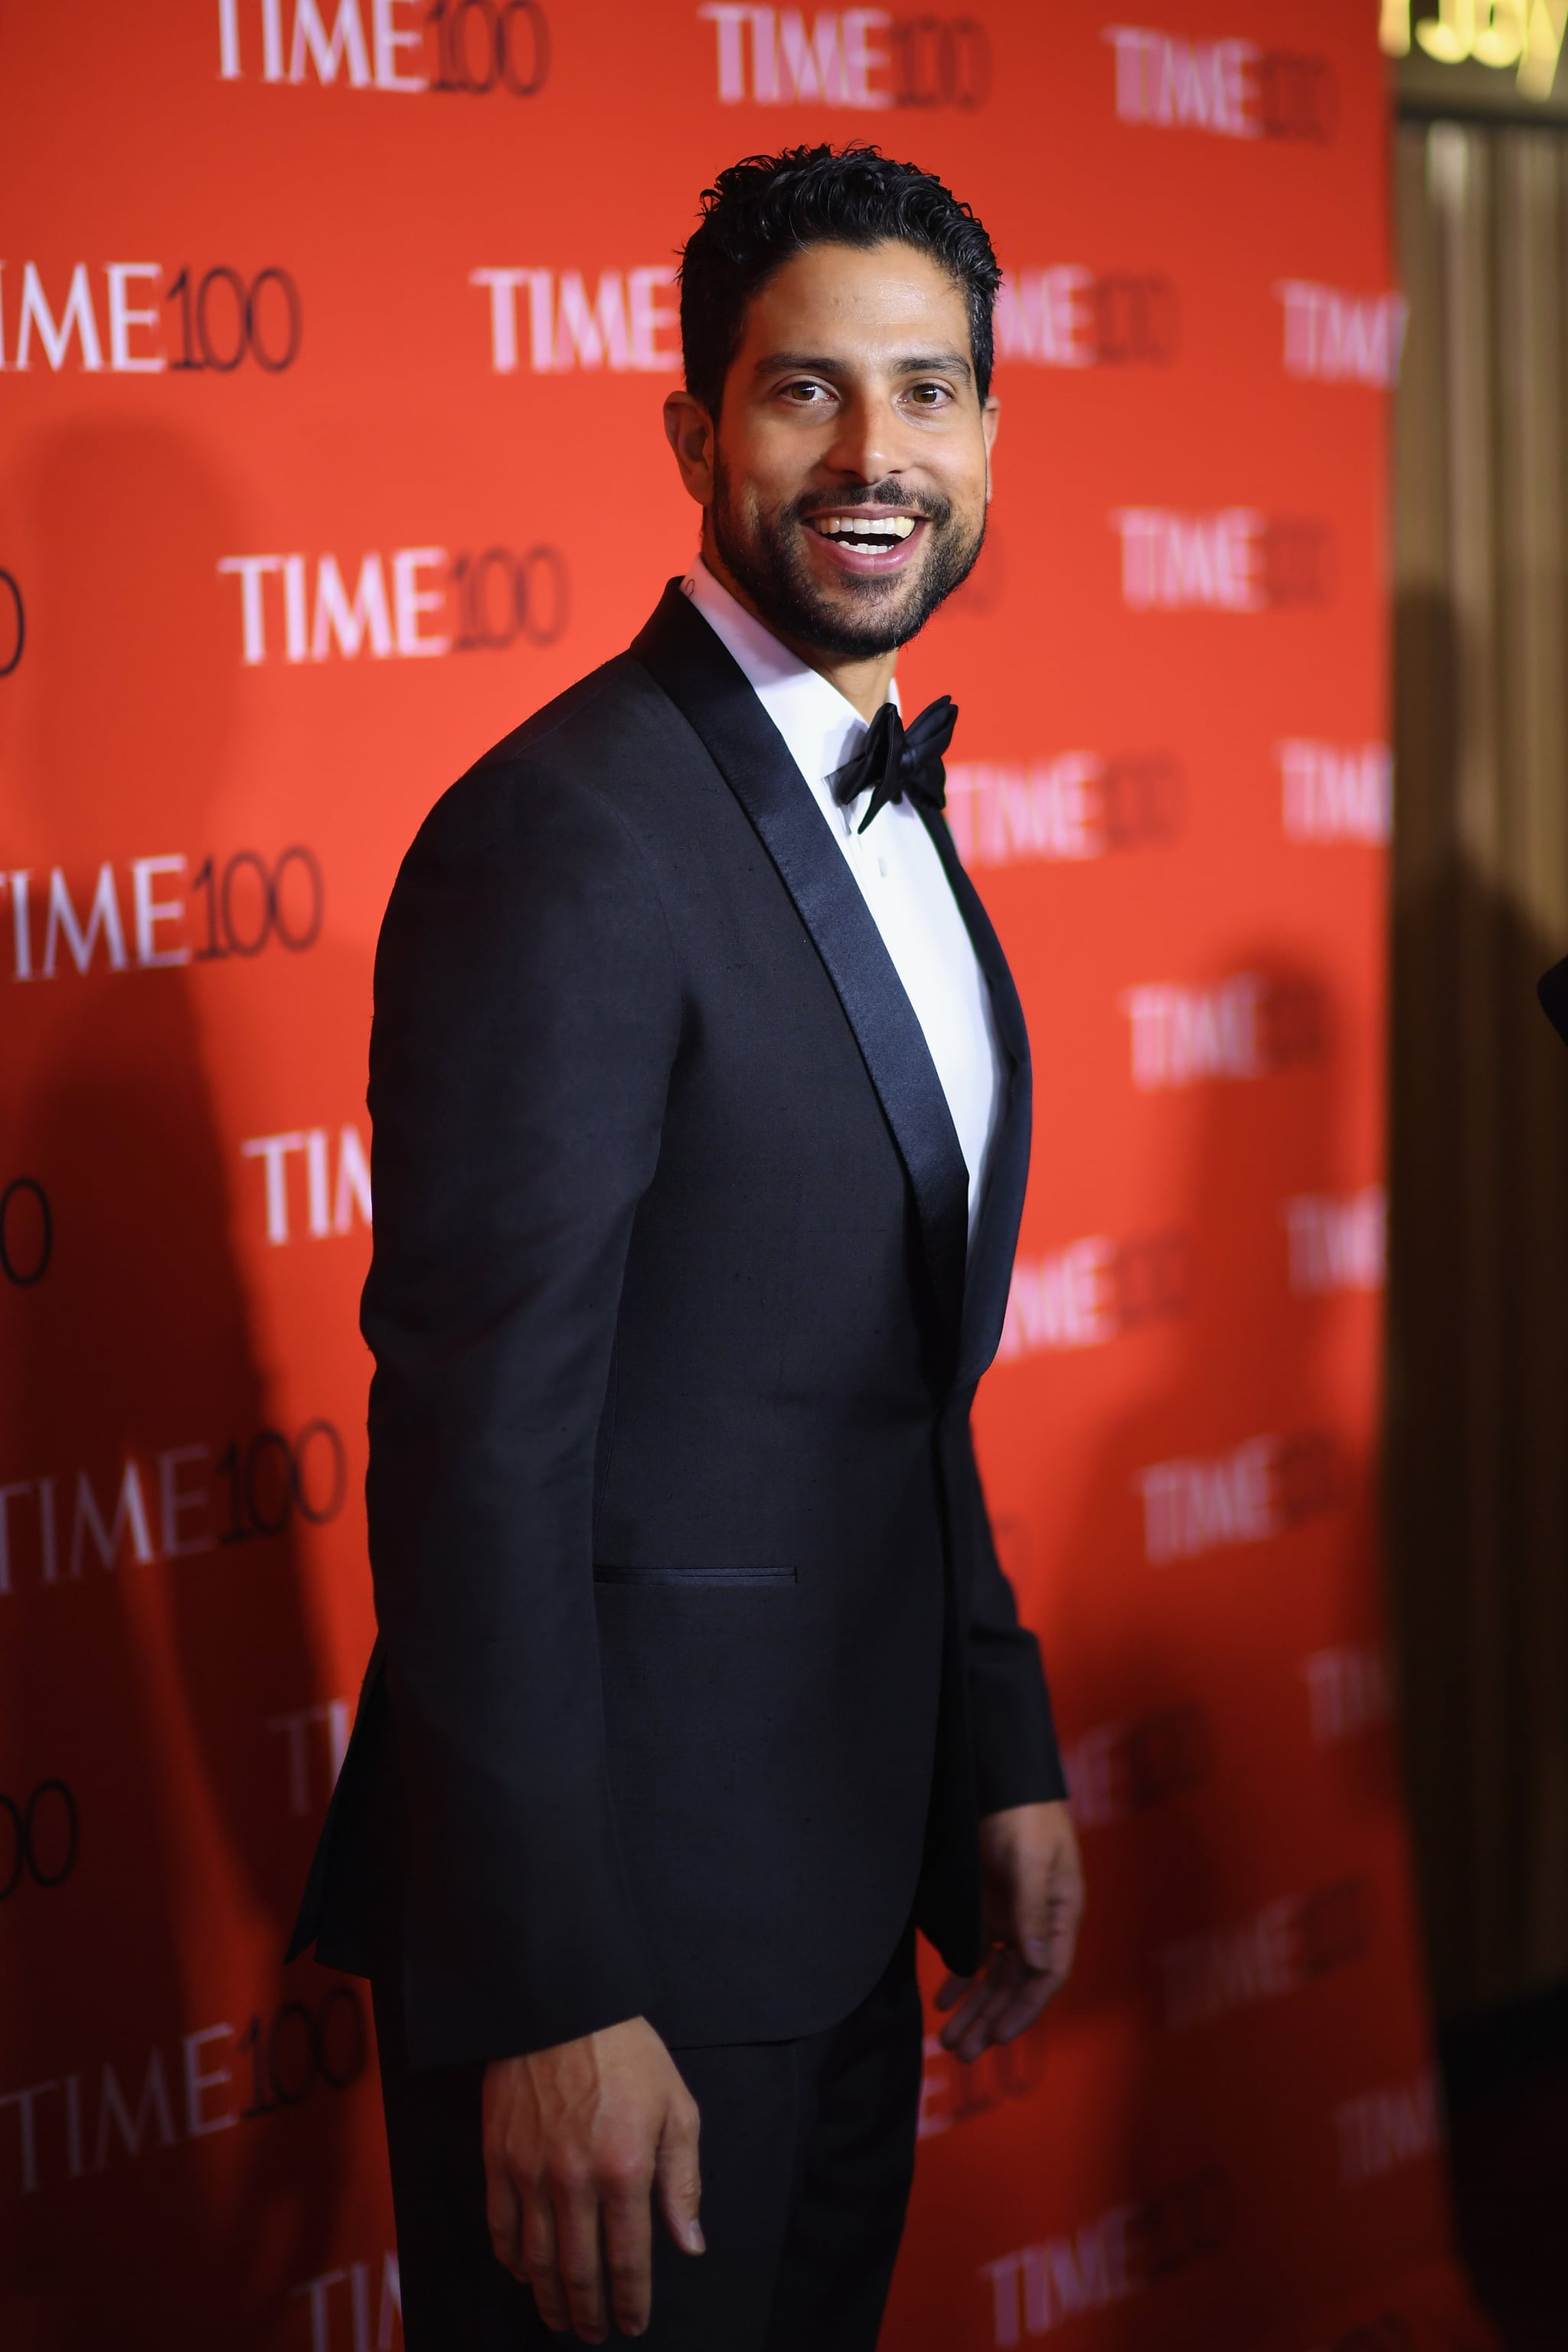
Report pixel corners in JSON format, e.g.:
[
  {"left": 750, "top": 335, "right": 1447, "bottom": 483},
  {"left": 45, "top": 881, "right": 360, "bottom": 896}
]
[{"left": 804, "top": 511, "right": 926, "bottom": 568}]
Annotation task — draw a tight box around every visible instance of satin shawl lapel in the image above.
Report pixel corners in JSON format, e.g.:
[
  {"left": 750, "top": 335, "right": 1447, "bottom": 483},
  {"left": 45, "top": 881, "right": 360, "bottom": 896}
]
[
  {"left": 632, "top": 582, "right": 969, "bottom": 1361},
  {"left": 920, "top": 808, "right": 1034, "bottom": 1390}
]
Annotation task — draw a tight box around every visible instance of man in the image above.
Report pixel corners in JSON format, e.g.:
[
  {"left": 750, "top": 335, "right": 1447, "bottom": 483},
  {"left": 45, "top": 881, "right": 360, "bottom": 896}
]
[{"left": 292, "top": 145, "right": 1083, "bottom": 2349}]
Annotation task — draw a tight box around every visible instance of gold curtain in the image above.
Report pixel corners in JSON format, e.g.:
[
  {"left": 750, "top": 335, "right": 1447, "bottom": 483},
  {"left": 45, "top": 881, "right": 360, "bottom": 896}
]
[{"left": 1391, "top": 117, "right": 1568, "bottom": 2020}]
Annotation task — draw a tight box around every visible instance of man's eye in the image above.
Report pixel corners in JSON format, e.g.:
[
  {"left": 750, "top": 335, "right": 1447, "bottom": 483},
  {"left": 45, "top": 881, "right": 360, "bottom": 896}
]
[
  {"left": 782, "top": 380, "right": 831, "bottom": 404},
  {"left": 906, "top": 382, "right": 952, "bottom": 407}
]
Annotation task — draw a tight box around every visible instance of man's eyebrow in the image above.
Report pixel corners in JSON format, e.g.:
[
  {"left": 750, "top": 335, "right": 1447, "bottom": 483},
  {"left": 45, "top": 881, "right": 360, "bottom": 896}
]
[
  {"left": 753, "top": 349, "right": 975, "bottom": 384},
  {"left": 894, "top": 351, "right": 974, "bottom": 382}
]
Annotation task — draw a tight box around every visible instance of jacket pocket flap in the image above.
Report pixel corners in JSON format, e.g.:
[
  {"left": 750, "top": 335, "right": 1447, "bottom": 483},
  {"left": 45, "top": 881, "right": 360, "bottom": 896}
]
[{"left": 592, "top": 1564, "right": 795, "bottom": 1586}]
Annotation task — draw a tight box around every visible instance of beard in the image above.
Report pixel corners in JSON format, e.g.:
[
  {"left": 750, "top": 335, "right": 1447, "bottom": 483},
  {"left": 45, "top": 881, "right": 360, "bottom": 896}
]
[{"left": 710, "top": 462, "right": 986, "bottom": 660}]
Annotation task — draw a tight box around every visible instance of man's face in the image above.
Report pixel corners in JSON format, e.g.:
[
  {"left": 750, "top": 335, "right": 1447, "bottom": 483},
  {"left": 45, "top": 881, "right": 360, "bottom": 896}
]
[{"left": 697, "top": 240, "right": 998, "bottom": 660}]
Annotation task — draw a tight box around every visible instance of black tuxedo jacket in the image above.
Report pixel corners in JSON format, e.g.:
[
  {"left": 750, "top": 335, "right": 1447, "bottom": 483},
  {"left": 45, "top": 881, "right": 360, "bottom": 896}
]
[{"left": 291, "top": 583, "right": 1065, "bottom": 2070}]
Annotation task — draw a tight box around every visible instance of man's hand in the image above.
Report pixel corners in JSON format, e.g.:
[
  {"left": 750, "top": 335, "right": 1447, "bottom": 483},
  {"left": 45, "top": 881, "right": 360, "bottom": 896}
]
[
  {"left": 935, "top": 1800, "right": 1084, "bottom": 2063},
  {"left": 482, "top": 2016, "right": 703, "bottom": 2343}
]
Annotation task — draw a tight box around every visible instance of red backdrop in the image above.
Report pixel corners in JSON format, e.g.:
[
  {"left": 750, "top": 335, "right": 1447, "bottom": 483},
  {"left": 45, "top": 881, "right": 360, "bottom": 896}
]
[{"left": 0, "top": 5, "right": 1498, "bottom": 2347}]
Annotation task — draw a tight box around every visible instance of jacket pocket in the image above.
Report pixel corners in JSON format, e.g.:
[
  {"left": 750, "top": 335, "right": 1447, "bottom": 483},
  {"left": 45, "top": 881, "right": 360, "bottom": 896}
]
[{"left": 592, "top": 1564, "right": 796, "bottom": 1587}]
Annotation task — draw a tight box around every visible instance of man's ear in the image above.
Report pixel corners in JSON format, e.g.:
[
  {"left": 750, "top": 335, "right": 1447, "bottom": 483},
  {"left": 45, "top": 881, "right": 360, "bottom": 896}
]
[
  {"left": 663, "top": 390, "right": 716, "bottom": 508},
  {"left": 982, "top": 393, "right": 1000, "bottom": 504}
]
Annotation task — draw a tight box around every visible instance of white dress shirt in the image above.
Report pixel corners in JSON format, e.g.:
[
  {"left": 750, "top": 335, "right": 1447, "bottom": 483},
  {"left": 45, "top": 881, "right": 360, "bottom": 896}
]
[{"left": 683, "top": 558, "right": 1003, "bottom": 1240}]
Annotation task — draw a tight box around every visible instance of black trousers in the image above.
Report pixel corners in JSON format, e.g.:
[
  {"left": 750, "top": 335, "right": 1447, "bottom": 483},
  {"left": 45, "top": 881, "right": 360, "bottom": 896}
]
[{"left": 373, "top": 1932, "right": 923, "bottom": 2350}]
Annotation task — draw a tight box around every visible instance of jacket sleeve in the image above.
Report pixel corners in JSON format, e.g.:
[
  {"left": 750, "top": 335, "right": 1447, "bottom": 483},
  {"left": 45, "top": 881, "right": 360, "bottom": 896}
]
[
  {"left": 953, "top": 1415, "right": 1069, "bottom": 1814},
  {"left": 359, "top": 756, "right": 682, "bottom": 2069}
]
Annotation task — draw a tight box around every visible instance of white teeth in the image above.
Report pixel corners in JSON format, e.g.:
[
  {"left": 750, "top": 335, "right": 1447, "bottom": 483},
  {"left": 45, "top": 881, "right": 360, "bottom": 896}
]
[{"left": 814, "top": 514, "right": 917, "bottom": 541}]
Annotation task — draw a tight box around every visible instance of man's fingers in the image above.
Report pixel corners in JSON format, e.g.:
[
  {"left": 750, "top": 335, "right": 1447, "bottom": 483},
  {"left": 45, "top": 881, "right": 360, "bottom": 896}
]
[
  {"left": 954, "top": 1965, "right": 1023, "bottom": 2062},
  {"left": 952, "top": 1904, "right": 1080, "bottom": 2057},
  {"left": 519, "top": 2184, "right": 570, "bottom": 2331},
  {"left": 1008, "top": 1828, "right": 1086, "bottom": 1977},
  {"left": 551, "top": 2183, "right": 609, "bottom": 2344},
  {"left": 936, "top": 1981, "right": 990, "bottom": 2049},
  {"left": 988, "top": 1967, "right": 1058, "bottom": 2047},
  {"left": 933, "top": 1971, "right": 972, "bottom": 2012},
  {"left": 655, "top": 2092, "right": 705, "bottom": 2256},
  {"left": 939, "top": 1943, "right": 1070, "bottom": 2060},
  {"left": 1049, "top": 1877, "right": 1086, "bottom": 1982},
  {"left": 938, "top": 1949, "right": 1021, "bottom": 2056},
  {"left": 485, "top": 2164, "right": 525, "bottom": 2280},
  {"left": 602, "top": 2171, "right": 655, "bottom": 2338},
  {"left": 1013, "top": 1881, "right": 1059, "bottom": 1973},
  {"left": 936, "top": 1957, "right": 1005, "bottom": 2049}
]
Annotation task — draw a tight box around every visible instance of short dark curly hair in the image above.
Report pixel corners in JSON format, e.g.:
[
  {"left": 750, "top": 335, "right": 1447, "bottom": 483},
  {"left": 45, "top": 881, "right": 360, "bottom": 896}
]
[{"left": 678, "top": 145, "right": 1002, "bottom": 419}]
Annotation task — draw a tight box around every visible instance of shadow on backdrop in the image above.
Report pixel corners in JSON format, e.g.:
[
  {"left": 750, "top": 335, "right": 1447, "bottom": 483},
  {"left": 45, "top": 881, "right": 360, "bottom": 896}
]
[{"left": 2, "top": 420, "right": 366, "bottom": 2345}]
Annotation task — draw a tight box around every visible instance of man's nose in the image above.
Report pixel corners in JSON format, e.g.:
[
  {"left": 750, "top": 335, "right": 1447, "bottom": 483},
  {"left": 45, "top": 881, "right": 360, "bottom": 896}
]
[{"left": 822, "top": 391, "right": 902, "bottom": 485}]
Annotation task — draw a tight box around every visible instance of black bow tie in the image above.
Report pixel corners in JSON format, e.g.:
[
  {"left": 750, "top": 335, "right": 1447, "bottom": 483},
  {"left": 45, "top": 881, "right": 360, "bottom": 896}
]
[{"left": 829, "top": 696, "right": 958, "bottom": 835}]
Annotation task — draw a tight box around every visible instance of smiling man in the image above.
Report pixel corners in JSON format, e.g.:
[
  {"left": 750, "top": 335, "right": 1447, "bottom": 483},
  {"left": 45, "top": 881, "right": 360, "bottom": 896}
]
[{"left": 291, "top": 146, "right": 1083, "bottom": 2350}]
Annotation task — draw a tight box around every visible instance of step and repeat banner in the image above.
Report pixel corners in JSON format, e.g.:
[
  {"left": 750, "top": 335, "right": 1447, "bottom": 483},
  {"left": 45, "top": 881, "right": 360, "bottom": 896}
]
[{"left": 0, "top": 4, "right": 1498, "bottom": 2348}]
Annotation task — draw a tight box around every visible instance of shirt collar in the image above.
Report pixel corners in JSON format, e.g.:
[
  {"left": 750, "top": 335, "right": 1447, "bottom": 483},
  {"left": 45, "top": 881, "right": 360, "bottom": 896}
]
[{"left": 681, "top": 557, "right": 898, "bottom": 833}]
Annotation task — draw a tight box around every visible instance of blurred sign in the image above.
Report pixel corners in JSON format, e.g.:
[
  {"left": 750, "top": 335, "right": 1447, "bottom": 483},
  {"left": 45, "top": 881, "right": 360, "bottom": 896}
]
[{"left": 1382, "top": 0, "right": 1568, "bottom": 106}]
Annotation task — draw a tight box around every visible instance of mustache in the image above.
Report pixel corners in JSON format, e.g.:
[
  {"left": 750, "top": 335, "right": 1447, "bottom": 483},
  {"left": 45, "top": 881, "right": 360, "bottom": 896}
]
[{"left": 789, "top": 482, "right": 953, "bottom": 527}]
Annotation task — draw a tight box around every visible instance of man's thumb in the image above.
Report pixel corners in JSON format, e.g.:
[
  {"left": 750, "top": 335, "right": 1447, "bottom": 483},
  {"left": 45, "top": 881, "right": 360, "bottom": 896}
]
[
  {"left": 655, "top": 2112, "right": 705, "bottom": 2256},
  {"left": 1017, "top": 1888, "right": 1056, "bottom": 1974}
]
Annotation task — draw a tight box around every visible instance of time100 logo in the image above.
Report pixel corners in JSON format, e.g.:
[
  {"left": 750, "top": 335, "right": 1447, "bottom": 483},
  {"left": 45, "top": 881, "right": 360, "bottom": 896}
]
[{"left": 217, "top": 0, "right": 551, "bottom": 96}]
